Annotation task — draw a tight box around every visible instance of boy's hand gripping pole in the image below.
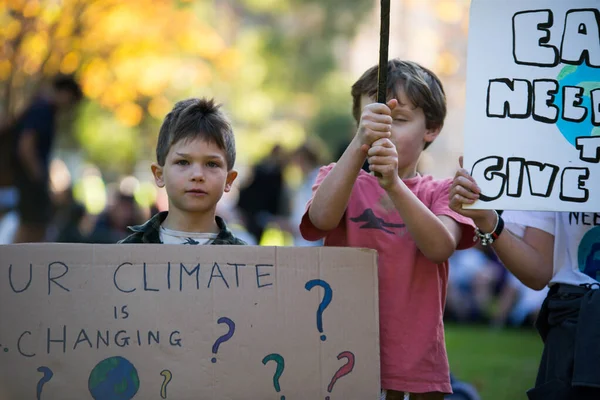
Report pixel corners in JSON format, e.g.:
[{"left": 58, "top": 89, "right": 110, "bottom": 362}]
[{"left": 373, "top": 0, "right": 390, "bottom": 178}]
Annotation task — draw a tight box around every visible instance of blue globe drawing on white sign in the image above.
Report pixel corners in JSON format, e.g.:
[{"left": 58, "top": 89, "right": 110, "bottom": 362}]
[{"left": 555, "top": 64, "right": 600, "bottom": 147}]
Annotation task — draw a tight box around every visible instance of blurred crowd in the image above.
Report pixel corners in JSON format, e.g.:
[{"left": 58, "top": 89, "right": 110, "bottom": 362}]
[
  {"left": 0, "top": 138, "right": 546, "bottom": 331},
  {"left": 446, "top": 241, "right": 548, "bottom": 329},
  {"left": 0, "top": 76, "right": 544, "bottom": 330},
  {"left": 0, "top": 136, "right": 327, "bottom": 248}
]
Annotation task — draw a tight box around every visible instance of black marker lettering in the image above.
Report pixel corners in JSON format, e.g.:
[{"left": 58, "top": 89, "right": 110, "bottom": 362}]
[
  {"left": 180, "top": 263, "right": 200, "bottom": 291},
  {"left": 8, "top": 263, "right": 32, "bottom": 293},
  {"left": 513, "top": 10, "right": 559, "bottom": 66},
  {"left": 560, "top": 167, "right": 590, "bottom": 202},
  {"left": 576, "top": 136, "right": 600, "bottom": 163},
  {"left": 487, "top": 79, "right": 532, "bottom": 118},
  {"left": 48, "top": 262, "right": 69, "bottom": 295},
  {"left": 560, "top": 9, "right": 600, "bottom": 67}
]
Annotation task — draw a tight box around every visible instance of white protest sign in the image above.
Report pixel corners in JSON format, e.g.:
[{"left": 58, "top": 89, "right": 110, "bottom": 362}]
[
  {"left": 464, "top": 0, "right": 599, "bottom": 211},
  {"left": 0, "top": 244, "right": 380, "bottom": 400}
]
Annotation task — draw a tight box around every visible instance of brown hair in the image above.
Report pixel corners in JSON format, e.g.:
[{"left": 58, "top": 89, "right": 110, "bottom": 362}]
[
  {"left": 155, "top": 98, "right": 236, "bottom": 169},
  {"left": 351, "top": 59, "right": 446, "bottom": 149}
]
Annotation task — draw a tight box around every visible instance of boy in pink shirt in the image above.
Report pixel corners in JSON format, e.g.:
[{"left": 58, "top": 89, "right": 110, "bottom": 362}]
[{"left": 300, "top": 59, "right": 475, "bottom": 400}]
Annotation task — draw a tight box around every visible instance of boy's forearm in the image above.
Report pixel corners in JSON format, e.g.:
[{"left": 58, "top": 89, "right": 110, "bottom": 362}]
[
  {"left": 308, "top": 139, "right": 366, "bottom": 231},
  {"left": 386, "top": 181, "right": 457, "bottom": 263}
]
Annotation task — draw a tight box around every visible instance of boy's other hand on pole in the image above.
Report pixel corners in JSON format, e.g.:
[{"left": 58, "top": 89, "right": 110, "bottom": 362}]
[
  {"left": 367, "top": 137, "right": 399, "bottom": 191},
  {"left": 356, "top": 99, "right": 398, "bottom": 152}
]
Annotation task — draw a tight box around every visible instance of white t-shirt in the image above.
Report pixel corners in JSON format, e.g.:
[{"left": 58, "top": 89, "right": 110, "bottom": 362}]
[
  {"left": 502, "top": 211, "right": 600, "bottom": 286},
  {"left": 159, "top": 226, "right": 217, "bottom": 245}
]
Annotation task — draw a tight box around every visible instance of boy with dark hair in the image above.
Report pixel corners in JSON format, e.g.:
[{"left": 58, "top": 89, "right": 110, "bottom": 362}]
[
  {"left": 120, "top": 98, "right": 245, "bottom": 245},
  {"left": 300, "top": 59, "right": 475, "bottom": 399}
]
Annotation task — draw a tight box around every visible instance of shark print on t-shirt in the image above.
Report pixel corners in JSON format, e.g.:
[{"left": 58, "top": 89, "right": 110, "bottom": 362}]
[
  {"left": 159, "top": 227, "right": 217, "bottom": 245},
  {"left": 350, "top": 208, "right": 405, "bottom": 234}
]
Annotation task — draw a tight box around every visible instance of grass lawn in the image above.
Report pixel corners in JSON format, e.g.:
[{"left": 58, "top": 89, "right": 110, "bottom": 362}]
[{"left": 445, "top": 324, "right": 543, "bottom": 400}]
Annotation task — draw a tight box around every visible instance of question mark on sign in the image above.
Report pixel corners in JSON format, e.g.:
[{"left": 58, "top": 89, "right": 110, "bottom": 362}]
[
  {"left": 305, "top": 279, "right": 332, "bottom": 341},
  {"left": 326, "top": 351, "right": 355, "bottom": 400},
  {"left": 212, "top": 317, "right": 236, "bottom": 363},
  {"left": 159, "top": 369, "right": 172, "bottom": 399},
  {"left": 262, "top": 353, "right": 285, "bottom": 400},
  {"left": 36, "top": 366, "right": 53, "bottom": 400}
]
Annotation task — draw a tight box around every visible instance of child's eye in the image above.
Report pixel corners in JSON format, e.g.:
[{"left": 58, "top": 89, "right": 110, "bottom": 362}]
[
  {"left": 207, "top": 161, "right": 220, "bottom": 168},
  {"left": 176, "top": 159, "right": 189, "bottom": 166}
]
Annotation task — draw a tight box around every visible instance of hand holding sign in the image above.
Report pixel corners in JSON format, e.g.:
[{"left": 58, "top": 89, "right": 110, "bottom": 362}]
[{"left": 449, "top": 156, "right": 497, "bottom": 232}]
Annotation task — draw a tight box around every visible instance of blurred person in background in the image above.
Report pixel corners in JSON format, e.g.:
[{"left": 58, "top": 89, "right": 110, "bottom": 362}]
[
  {"left": 290, "top": 139, "right": 327, "bottom": 246},
  {"left": 447, "top": 231, "right": 546, "bottom": 329},
  {"left": 0, "top": 117, "right": 19, "bottom": 243},
  {"left": 8, "top": 74, "right": 82, "bottom": 243},
  {"left": 237, "top": 144, "right": 291, "bottom": 243},
  {"left": 88, "top": 190, "right": 144, "bottom": 243},
  {"left": 490, "top": 271, "right": 548, "bottom": 329},
  {"left": 42, "top": 159, "right": 88, "bottom": 243},
  {"left": 216, "top": 187, "right": 257, "bottom": 245},
  {"left": 446, "top": 243, "right": 502, "bottom": 324},
  {"left": 47, "top": 185, "right": 88, "bottom": 244},
  {"left": 55, "top": 200, "right": 88, "bottom": 243},
  {"left": 0, "top": 130, "right": 19, "bottom": 243},
  {"left": 0, "top": 196, "right": 19, "bottom": 244}
]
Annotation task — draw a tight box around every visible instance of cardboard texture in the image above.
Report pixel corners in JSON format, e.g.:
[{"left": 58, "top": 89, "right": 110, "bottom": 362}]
[{"left": 0, "top": 244, "right": 380, "bottom": 400}]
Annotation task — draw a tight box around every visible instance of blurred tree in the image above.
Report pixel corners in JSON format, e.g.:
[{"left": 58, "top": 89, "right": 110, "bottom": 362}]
[
  {"left": 1, "top": 0, "right": 243, "bottom": 172},
  {"left": 216, "top": 0, "right": 374, "bottom": 162},
  {"left": 0, "top": 0, "right": 375, "bottom": 173}
]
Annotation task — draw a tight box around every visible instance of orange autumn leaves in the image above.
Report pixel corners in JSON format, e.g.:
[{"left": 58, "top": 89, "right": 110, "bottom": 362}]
[{"left": 1, "top": 0, "right": 241, "bottom": 126}]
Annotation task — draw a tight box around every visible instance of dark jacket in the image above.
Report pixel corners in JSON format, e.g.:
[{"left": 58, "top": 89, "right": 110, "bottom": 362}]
[{"left": 118, "top": 211, "right": 247, "bottom": 245}]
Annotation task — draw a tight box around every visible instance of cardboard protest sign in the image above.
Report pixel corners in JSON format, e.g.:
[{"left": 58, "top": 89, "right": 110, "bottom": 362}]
[
  {"left": 0, "top": 244, "right": 380, "bottom": 400},
  {"left": 464, "top": 0, "right": 599, "bottom": 211}
]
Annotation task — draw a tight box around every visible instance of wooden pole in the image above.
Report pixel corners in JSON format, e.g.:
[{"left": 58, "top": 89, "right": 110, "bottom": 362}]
[
  {"left": 373, "top": 0, "right": 391, "bottom": 178},
  {"left": 377, "top": 0, "right": 391, "bottom": 104}
]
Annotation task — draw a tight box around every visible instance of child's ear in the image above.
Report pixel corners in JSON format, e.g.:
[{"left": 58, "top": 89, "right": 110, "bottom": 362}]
[
  {"left": 224, "top": 170, "right": 238, "bottom": 193},
  {"left": 151, "top": 163, "right": 165, "bottom": 188},
  {"left": 424, "top": 125, "right": 442, "bottom": 145}
]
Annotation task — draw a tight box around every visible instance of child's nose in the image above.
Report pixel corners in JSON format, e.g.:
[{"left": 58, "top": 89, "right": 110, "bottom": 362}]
[{"left": 190, "top": 164, "right": 205, "bottom": 180}]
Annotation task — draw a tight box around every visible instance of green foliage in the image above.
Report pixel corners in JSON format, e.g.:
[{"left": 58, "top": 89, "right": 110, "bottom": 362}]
[
  {"left": 2, "top": 0, "right": 377, "bottom": 173},
  {"left": 446, "top": 324, "right": 543, "bottom": 400},
  {"left": 75, "top": 101, "right": 139, "bottom": 175}
]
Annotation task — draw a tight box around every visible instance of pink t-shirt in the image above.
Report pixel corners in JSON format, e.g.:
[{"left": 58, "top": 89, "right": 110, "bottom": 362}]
[{"left": 300, "top": 164, "right": 475, "bottom": 394}]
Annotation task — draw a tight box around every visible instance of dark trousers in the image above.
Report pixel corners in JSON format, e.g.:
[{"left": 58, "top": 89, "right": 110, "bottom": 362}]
[{"left": 528, "top": 284, "right": 600, "bottom": 400}]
